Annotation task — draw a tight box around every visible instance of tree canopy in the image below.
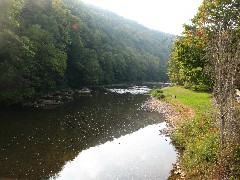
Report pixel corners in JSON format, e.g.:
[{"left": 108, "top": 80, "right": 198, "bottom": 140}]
[
  {"left": 0, "top": 0, "right": 173, "bottom": 105},
  {"left": 168, "top": 0, "right": 240, "bottom": 91}
]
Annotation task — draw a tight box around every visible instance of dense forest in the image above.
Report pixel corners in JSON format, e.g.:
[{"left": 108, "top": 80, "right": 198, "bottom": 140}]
[{"left": 0, "top": 0, "right": 173, "bottom": 105}]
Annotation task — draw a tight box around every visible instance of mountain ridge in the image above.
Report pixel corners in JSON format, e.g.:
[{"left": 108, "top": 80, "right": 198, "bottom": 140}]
[{"left": 0, "top": 0, "right": 174, "bottom": 104}]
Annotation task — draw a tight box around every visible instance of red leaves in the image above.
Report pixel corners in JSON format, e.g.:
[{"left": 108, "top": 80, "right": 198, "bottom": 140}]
[{"left": 72, "top": 23, "right": 78, "bottom": 30}]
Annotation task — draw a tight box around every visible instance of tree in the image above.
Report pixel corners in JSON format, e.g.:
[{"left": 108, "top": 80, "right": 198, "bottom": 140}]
[
  {"left": 195, "top": 0, "right": 240, "bottom": 147},
  {"left": 0, "top": 0, "right": 174, "bottom": 104},
  {"left": 0, "top": 0, "right": 37, "bottom": 103},
  {"left": 168, "top": 24, "right": 212, "bottom": 91},
  {"left": 24, "top": 24, "right": 67, "bottom": 92}
]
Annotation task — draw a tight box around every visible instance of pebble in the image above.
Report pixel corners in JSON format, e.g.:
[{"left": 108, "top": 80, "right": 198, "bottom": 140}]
[{"left": 140, "top": 97, "right": 181, "bottom": 135}]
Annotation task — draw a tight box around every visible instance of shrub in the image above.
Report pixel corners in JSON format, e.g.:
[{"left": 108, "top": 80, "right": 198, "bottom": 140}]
[{"left": 151, "top": 88, "right": 165, "bottom": 100}]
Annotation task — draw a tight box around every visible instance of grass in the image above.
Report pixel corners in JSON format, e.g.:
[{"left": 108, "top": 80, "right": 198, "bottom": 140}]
[
  {"left": 153, "top": 86, "right": 240, "bottom": 179},
  {"left": 152, "top": 86, "right": 220, "bottom": 179},
  {"left": 161, "top": 86, "right": 212, "bottom": 114}
]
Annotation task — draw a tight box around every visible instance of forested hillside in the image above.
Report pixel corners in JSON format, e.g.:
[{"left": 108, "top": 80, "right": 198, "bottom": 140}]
[{"left": 0, "top": 0, "right": 173, "bottom": 105}]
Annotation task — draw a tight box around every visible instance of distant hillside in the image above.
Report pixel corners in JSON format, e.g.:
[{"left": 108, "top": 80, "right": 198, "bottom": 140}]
[{"left": 0, "top": 0, "right": 174, "bottom": 104}]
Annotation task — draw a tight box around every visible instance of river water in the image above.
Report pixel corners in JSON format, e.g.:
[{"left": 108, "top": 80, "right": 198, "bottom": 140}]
[{"left": 0, "top": 85, "right": 177, "bottom": 180}]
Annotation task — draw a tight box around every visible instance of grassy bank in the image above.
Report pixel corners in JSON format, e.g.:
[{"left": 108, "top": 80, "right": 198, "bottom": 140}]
[{"left": 151, "top": 86, "right": 240, "bottom": 179}]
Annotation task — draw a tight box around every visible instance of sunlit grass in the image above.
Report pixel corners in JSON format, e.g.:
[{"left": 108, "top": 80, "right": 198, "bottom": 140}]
[
  {"left": 152, "top": 86, "right": 240, "bottom": 178},
  {"left": 153, "top": 86, "right": 219, "bottom": 179},
  {"left": 161, "top": 86, "right": 212, "bottom": 114}
]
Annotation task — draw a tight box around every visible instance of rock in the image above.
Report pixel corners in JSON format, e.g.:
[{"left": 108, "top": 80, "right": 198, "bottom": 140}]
[
  {"left": 74, "top": 88, "right": 92, "bottom": 96},
  {"left": 52, "top": 91, "right": 61, "bottom": 96},
  {"left": 40, "top": 99, "right": 62, "bottom": 105},
  {"left": 64, "top": 96, "right": 73, "bottom": 100},
  {"left": 24, "top": 87, "right": 92, "bottom": 108},
  {"left": 54, "top": 95, "right": 62, "bottom": 100}
]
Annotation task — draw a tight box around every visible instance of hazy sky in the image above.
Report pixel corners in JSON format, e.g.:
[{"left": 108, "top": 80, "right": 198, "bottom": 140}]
[{"left": 81, "top": 0, "right": 203, "bottom": 35}]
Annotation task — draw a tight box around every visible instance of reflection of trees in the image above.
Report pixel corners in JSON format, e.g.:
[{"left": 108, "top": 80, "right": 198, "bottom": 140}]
[{"left": 0, "top": 92, "right": 162, "bottom": 179}]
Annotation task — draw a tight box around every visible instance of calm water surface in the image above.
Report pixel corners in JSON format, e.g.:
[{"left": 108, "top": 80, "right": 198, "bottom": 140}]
[{"left": 0, "top": 86, "right": 177, "bottom": 180}]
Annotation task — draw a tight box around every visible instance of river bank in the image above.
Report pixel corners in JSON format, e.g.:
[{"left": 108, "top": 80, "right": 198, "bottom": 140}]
[
  {"left": 141, "top": 95, "right": 195, "bottom": 179},
  {"left": 147, "top": 86, "right": 240, "bottom": 179},
  {"left": 23, "top": 88, "right": 92, "bottom": 108},
  {"left": 141, "top": 87, "right": 212, "bottom": 179},
  {"left": 13, "top": 82, "right": 166, "bottom": 109},
  {"left": 141, "top": 96, "right": 195, "bottom": 135}
]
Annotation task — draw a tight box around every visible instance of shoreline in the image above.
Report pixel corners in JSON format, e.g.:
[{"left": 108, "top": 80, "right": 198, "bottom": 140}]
[
  {"left": 141, "top": 96, "right": 189, "bottom": 135},
  {"left": 141, "top": 96, "right": 195, "bottom": 179}
]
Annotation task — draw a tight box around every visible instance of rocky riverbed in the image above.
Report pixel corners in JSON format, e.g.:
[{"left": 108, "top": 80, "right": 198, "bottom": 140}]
[
  {"left": 140, "top": 97, "right": 182, "bottom": 135},
  {"left": 24, "top": 88, "right": 92, "bottom": 108}
]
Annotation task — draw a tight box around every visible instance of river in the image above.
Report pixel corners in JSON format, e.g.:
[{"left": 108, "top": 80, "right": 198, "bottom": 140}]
[{"left": 0, "top": 85, "right": 177, "bottom": 180}]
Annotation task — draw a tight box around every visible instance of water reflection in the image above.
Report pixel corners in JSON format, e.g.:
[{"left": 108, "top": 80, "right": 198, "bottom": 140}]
[
  {"left": 0, "top": 85, "right": 176, "bottom": 179},
  {"left": 51, "top": 123, "right": 176, "bottom": 180}
]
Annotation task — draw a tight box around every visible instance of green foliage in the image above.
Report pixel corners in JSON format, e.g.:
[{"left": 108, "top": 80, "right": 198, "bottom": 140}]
[
  {"left": 172, "top": 115, "right": 218, "bottom": 165},
  {"left": 162, "top": 86, "right": 240, "bottom": 179},
  {"left": 162, "top": 86, "right": 212, "bottom": 113},
  {"left": 168, "top": 17, "right": 213, "bottom": 91},
  {"left": 24, "top": 25, "right": 67, "bottom": 91},
  {"left": 151, "top": 88, "right": 165, "bottom": 100},
  {"left": 0, "top": 0, "right": 173, "bottom": 105},
  {"left": 65, "top": 1, "right": 173, "bottom": 85},
  {"left": 234, "top": 146, "right": 240, "bottom": 159},
  {"left": 164, "top": 87, "right": 218, "bottom": 177},
  {"left": 0, "top": 0, "right": 35, "bottom": 104},
  {"left": 168, "top": 0, "right": 240, "bottom": 92},
  {"left": 154, "top": 89, "right": 163, "bottom": 94},
  {"left": 166, "top": 0, "right": 240, "bottom": 177}
]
